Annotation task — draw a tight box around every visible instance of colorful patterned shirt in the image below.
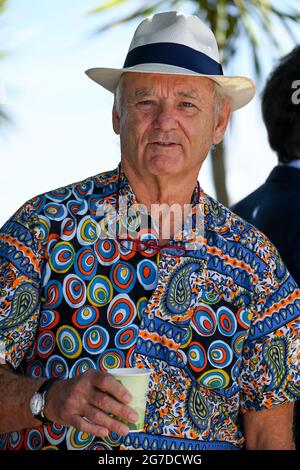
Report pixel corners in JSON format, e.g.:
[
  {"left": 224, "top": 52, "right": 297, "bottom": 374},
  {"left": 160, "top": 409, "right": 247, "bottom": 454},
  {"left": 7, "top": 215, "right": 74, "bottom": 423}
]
[{"left": 0, "top": 166, "right": 300, "bottom": 451}]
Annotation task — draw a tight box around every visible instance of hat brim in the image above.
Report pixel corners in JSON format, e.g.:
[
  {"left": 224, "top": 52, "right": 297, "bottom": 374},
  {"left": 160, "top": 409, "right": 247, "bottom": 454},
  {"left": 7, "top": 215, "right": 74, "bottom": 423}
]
[{"left": 85, "top": 63, "right": 255, "bottom": 112}]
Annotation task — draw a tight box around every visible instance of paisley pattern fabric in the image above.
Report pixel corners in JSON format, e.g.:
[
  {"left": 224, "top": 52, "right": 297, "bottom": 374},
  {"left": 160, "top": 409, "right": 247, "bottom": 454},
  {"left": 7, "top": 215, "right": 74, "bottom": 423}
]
[{"left": 0, "top": 166, "right": 300, "bottom": 451}]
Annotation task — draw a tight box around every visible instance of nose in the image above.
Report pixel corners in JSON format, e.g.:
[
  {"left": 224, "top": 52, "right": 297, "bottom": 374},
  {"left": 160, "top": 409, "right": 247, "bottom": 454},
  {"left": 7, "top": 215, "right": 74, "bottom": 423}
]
[{"left": 154, "top": 103, "right": 178, "bottom": 131}]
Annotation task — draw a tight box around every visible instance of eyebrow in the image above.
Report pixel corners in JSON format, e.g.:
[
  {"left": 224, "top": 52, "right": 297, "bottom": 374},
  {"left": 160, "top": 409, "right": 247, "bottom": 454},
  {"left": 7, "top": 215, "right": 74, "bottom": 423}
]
[
  {"left": 132, "top": 88, "right": 201, "bottom": 100},
  {"left": 177, "top": 90, "right": 200, "bottom": 99},
  {"left": 133, "top": 88, "right": 154, "bottom": 98}
]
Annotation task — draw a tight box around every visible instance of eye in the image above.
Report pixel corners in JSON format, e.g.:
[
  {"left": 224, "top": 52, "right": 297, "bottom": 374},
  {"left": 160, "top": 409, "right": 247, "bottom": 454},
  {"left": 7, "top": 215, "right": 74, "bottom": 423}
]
[
  {"left": 180, "top": 101, "right": 195, "bottom": 108},
  {"left": 137, "top": 100, "right": 155, "bottom": 106}
]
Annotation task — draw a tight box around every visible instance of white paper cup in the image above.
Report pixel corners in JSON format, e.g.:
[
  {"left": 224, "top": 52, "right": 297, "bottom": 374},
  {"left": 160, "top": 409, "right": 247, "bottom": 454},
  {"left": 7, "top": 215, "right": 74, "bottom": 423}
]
[{"left": 109, "top": 367, "right": 152, "bottom": 432}]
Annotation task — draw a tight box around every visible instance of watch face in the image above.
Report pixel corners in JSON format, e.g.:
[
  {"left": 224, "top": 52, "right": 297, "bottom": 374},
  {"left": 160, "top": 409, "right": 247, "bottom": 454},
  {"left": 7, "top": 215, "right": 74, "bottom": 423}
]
[{"left": 30, "top": 393, "right": 43, "bottom": 416}]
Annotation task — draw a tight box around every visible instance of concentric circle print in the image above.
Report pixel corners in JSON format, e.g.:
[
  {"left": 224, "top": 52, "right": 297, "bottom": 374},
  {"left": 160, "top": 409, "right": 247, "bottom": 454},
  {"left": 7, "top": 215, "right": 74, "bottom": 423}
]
[
  {"left": 217, "top": 306, "right": 237, "bottom": 337},
  {"left": 37, "top": 215, "right": 50, "bottom": 242},
  {"left": 24, "top": 429, "right": 44, "bottom": 450},
  {"left": 67, "top": 199, "right": 88, "bottom": 216},
  {"left": 187, "top": 341, "right": 207, "bottom": 372},
  {"left": 207, "top": 340, "right": 233, "bottom": 369},
  {"left": 49, "top": 241, "right": 75, "bottom": 274},
  {"left": 74, "top": 247, "right": 97, "bottom": 280},
  {"left": 136, "top": 297, "right": 149, "bottom": 320},
  {"left": 61, "top": 217, "right": 77, "bottom": 241},
  {"left": 73, "top": 180, "right": 94, "bottom": 200},
  {"left": 115, "top": 325, "right": 139, "bottom": 350},
  {"left": 77, "top": 215, "right": 99, "bottom": 245},
  {"left": 66, "top": 428, "right": 94, "bottom": 450},
  {"left": 26, "top": 360, "right": 44, "bottom": 378},
  {"left": 69, "top": 357, "right": 96, "bottom": 378},
  {"left": 44, "top": 202, "right": 67, "bottom": 221},
  {"left": 82, "top": 326, "right": 109, "bottom": 355},
  {"left": 72, "top": 305, "right": 99, "bottom": 329},
  {"left": 200, "top": 289, "right": 220, "bottom": 304},
  {"left": 137, "top": 259, "right": 158, "bottom": 290},
  {"left": 95, "top": 239, "right": 119, "bottom": 266},
  {"left": 231, "top": 331, "right": 246, "bottom": 357},
  {"left": 39, "top": 309, "right": 60, "bottom": 330},
  {"left": 56, "top": 325, "right": 82, "bottom": 359},
  {"left": 7, "top": 432, "right": 22, "bottom": 450},
  {"left": 107, "top": 294, "right": 136, "bottom": 328},
  {"left": 37, "top": 331, "right": 55, "bottom": 358},
  {"left": 237, "top": 308, "right": 252, "bottom": 329},
  {"left": 45, "top": 355, "right": 69, "bottom": 379},
  {"left": 63, "top": 274, "right": 86, "bottom": 308},
  {"left": 97, "top": 349, "right": 125, "bottom": 371},
  {"left": 44, "top": 280, "right": 63, "bottom": 308},
  {"left": 198, "top": 369, "right": 230, "bottom": 389},
  {"left": 87, "top": 275, "right": 113, "bottom": 306},
  {"left": 44, "top": 423, "right": 67, "bottom": 446},
  {"left": 111, "top": 262, "right": 136, "bottom": 293},
  {"left": 191, "top": 305, "right": 217, "bottom": 337}
]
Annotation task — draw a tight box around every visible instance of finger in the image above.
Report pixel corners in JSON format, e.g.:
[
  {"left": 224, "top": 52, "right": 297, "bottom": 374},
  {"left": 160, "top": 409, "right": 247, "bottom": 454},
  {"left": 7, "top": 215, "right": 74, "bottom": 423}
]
[
  {"left": 83, "top": 404, "right": 130, "bottom": 436},
  {"left": 90, "top": 391, "right": 139, "bottom": 424},
  {"left": 71, "top": 414, "right": 109, "bottom": 439},
  {"left": 95, "top": 373, "right": 133, "bottom": 404}
]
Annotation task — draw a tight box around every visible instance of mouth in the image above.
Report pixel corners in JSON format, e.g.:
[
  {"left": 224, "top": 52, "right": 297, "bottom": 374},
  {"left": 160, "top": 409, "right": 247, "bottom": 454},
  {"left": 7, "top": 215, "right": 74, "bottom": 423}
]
[{"left": 150, "top": 141, "right": 178, "bottom": 147}]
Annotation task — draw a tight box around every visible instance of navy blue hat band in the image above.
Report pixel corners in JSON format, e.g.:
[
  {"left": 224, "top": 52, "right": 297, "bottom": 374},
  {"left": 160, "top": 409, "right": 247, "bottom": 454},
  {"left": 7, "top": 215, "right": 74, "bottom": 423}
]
[{"left": 123, "top": 42, "right": 223, "bottom": 76}]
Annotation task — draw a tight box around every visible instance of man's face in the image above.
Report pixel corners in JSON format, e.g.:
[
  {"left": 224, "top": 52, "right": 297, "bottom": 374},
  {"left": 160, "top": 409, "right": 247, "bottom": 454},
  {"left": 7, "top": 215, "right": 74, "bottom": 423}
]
[{"left": 113, "top": 72, "right": 230, "bottom": 177}]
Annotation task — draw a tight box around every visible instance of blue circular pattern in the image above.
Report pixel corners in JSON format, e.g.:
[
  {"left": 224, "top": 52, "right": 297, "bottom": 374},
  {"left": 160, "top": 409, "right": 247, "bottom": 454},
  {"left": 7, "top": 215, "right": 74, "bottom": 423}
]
[
  {"left": 208, "top": 340, "right": 233, "bottom": 369},
  {"left": 217, "top": 306, "right": 237, "bottom": 336},
  {"left": 44, "top": 202, "right": 67, "bottom": 221},
  {"left": 72, "top": 305, "right": 99, "bottom": 329},
  {"left": 83, "top": 325, "right": 109, "bottom": 355},
  {"left": 74, "top": 247, "right": 98, "bottom": 280},
  {"left": 191, "top": 305, "right": 217, "bottom": 336},
  {"left": 137, "top": 259, "right": 158, "bottom": 290},
  {"left": 95, "top": 239, "right": 119, "bottom": 266},
  {"left": 107, "top": 294, "right": 136, "bottom": 328},
  {"left": 46, "top": 355, "right": 69, "bottom": 379},
  {"left": 37, "top": 331, "right": 55, "bottom": 358},
  {"left": 111, "top": 261, "right": 136, "bottom": 294},
  {"left": 69, "top": 357, "right": 96, "bottom": 377},
  {"left": 115, "top": 325, "right": 139, "bottom": 349}
]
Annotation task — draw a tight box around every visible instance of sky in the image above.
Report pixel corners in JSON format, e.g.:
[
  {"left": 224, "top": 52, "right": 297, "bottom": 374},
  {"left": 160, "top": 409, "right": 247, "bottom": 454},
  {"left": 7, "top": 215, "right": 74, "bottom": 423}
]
[{"left": 0, "top": 0, "right": 299, "bottom": 227}]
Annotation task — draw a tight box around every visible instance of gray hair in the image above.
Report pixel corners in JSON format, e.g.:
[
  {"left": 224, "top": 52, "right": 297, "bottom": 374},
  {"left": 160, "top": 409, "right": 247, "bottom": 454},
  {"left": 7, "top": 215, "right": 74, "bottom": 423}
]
[{"left": 113, "top": 75, "right": 231, "bottom": 118}]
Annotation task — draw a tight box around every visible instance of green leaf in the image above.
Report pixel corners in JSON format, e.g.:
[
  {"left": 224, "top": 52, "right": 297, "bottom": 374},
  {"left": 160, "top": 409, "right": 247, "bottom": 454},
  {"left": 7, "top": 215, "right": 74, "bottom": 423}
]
[{"left": 87, "top": 0, "right": 130, "bottom": 15}]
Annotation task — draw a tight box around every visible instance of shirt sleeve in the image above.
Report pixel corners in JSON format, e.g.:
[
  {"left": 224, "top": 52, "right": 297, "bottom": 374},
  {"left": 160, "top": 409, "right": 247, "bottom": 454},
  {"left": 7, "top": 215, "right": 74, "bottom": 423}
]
[
  {"left": 239, "top": 239, "right": 300, "bottom": 413},
  {"left": 0, "top": 200, "right": 45, "bottom": 369}
]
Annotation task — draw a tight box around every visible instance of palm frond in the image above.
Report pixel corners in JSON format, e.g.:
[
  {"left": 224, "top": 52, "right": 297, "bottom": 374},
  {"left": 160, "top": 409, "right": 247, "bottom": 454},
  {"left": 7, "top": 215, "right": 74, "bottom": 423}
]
[{"left": 92, "top": 1, "right": 166, "bottom": 34}]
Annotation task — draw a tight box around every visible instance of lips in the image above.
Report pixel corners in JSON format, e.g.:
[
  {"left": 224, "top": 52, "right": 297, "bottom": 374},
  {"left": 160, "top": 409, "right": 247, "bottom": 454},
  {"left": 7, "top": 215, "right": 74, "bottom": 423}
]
[{"left": 151, "top": 141, "right": 177, "bottom": 146}]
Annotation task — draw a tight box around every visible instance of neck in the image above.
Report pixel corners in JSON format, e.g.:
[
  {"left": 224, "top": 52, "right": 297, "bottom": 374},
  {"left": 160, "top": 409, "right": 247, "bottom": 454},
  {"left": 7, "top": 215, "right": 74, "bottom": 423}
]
[
  {"left": 120, "top": 160, "right": 200, "bottom": 242},
  {"left": 121, "top": 160, "right": 199, "bottom": 207}
]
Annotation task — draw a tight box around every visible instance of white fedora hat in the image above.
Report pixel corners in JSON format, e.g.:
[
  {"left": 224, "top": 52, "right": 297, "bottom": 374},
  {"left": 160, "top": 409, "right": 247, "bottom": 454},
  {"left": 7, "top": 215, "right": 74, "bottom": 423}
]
[{"left": 85, "top": 11, "right": 255, "bottom": 111}]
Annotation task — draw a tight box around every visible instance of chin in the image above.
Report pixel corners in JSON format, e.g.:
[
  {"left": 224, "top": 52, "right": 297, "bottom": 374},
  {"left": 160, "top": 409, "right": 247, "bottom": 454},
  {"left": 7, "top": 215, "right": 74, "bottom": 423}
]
[{"left": 147, "top": 155, "right": 183, "bottom": 175}]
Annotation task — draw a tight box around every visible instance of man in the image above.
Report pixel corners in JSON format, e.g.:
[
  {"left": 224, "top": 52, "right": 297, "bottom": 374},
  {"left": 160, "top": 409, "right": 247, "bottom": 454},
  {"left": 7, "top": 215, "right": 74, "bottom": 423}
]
[
  {"left": 0, "top": 11, "right": 299, "bottom": 451},
  {"left": 231, "top": 46, "right": 300, "bottom": 448}
]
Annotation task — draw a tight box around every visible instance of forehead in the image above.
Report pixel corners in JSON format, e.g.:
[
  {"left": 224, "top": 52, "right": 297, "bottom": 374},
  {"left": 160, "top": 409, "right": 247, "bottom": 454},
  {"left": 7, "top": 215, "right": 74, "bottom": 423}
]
[{"left": 121, "top": 72, "right": 215, "bottom": 97}]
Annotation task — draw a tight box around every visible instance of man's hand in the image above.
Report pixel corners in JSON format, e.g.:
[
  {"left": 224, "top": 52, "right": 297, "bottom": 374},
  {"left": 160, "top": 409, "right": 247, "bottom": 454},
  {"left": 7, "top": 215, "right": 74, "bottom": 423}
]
[
  {"left": 0, "top": 366, "right": 138, "bottom": 436},
  {"left": 45, "top": 369, "right": 139, "bottom": 437}
]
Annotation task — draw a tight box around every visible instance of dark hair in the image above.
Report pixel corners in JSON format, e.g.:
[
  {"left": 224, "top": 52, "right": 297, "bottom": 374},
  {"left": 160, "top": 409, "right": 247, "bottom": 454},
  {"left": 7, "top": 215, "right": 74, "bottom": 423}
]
[{"left": 261, "top": 46, "right": 300, "bottom": 164}]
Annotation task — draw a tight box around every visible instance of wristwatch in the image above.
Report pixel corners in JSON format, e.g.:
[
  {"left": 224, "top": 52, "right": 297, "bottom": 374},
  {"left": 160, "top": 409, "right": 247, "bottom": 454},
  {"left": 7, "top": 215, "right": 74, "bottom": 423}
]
[{"left": 29, "top": 378, "right": 55, "bottom": 425}]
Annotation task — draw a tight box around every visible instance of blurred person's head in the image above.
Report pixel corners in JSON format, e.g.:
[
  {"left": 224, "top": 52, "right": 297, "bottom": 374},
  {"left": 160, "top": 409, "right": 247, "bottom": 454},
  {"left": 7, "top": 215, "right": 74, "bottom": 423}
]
[{"left": 262, "top": 46, "right": 300, "bottom": 164}]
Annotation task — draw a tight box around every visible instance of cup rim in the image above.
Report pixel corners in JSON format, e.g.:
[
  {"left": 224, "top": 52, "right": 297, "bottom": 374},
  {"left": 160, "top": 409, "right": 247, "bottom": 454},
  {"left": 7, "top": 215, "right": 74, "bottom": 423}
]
[{"left": 108, "top": 367, "right": 152, "bottom": 377}]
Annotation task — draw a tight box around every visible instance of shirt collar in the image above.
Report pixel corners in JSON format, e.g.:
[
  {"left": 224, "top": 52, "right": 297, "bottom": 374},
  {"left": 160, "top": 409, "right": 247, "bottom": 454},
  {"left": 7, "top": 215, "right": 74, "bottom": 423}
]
[{"left": 116, "top": 164, "right": 205, "bottom": 249}]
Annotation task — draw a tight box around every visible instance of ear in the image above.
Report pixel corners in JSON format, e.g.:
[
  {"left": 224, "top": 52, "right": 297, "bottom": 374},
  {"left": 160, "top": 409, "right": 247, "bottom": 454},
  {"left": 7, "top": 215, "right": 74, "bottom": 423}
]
[
  {"left": 112, "top": 105, "right": 120, "bottom": 135},
  {"left": 212, "top": 99, "right": 232, "bottom": 144}
]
